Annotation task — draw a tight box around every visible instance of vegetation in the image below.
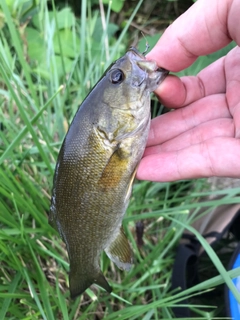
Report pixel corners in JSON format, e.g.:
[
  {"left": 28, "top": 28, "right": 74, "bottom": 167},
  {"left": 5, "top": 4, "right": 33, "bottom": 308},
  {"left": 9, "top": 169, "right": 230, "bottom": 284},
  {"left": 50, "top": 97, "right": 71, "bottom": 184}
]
[{"left": 0, "top": 0, "right": 239, "bottom": 319}]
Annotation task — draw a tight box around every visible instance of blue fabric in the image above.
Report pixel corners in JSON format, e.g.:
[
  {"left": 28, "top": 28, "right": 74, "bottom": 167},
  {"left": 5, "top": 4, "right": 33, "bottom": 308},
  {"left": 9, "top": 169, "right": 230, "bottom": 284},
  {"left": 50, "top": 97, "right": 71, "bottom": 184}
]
[{"left": 229, "top": 253, "right": 240, "bottom": 319}]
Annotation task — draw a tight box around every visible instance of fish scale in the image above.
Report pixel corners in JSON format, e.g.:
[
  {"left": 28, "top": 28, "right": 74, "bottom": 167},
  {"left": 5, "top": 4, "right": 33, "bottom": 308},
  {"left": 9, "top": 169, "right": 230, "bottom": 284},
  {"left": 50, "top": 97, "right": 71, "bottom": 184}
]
[{"left": 49, "top": 47, "right": 168, "bottom": 298}]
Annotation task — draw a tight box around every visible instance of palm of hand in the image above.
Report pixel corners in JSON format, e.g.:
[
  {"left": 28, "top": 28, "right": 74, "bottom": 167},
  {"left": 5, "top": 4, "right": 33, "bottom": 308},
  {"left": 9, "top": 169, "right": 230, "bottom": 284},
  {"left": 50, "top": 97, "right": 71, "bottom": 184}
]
[{"left": 137, "top": 46, "right": 240, "bottom": 181}]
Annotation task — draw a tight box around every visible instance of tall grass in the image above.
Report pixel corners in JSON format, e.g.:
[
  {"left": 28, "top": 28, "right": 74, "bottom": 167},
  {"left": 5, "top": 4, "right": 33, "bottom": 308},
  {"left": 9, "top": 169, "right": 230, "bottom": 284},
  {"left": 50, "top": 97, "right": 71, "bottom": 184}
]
[{"left": 0, "top": 0, "right": 239, "bottom": 319}]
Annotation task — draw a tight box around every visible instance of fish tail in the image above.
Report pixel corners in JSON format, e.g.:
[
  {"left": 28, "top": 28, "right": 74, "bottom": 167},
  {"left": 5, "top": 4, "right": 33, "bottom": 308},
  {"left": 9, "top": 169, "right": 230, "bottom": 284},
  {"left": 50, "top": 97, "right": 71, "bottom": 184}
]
[{"left": 69, "top": 267, "right": 112, "bottom": 299}]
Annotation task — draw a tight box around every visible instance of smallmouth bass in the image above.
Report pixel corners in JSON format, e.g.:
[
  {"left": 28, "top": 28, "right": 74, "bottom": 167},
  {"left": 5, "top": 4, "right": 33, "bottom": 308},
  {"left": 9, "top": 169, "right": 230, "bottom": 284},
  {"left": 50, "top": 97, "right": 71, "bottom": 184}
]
[{"left": 49, "top": 47, "right": 168, "bottom": 298}]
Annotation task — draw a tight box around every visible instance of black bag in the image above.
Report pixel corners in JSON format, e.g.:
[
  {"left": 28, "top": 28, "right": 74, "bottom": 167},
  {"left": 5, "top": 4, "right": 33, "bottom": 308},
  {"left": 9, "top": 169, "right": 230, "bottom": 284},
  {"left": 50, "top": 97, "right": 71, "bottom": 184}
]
[{"left": 171, "top": 202, "right": 240, "bottom": 318}]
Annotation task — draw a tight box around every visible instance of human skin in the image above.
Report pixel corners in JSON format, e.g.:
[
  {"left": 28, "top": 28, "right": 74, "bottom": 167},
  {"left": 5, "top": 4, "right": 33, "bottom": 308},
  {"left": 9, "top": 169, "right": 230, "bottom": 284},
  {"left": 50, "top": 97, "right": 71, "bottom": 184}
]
[{"left": 136, "top": 0, "right": 240, "bottom": 182}]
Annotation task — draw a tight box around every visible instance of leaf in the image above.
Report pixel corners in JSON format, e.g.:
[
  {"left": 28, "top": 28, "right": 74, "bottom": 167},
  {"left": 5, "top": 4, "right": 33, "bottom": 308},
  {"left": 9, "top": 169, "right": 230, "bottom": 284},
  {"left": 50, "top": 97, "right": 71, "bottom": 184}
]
[
  {"left": 32, "top": 7, "right": 75, "bottom": 30},
  {"left": 53, "top": 29, "right": 80, "bottom": 59},
  {"left": 25, "top": 27, "right": 45, "bottom": 63},
  {"left": 92, "top": 17, "right": 119, "bottom": 41},
  {"left": 102, "top": 0, "right": 125, "bottom": 13},
  {"left": 53, "top": 7, "right": 75, "bottom": 29},
  {"left": 36, "top": 55, "right": 73, "bottom": 80}
]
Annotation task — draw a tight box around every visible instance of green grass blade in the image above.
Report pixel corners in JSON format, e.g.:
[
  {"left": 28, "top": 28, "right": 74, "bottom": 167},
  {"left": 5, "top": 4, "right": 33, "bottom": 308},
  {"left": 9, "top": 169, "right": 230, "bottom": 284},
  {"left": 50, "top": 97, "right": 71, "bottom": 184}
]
[
  {"left": 0, "top": 61, "right": 53, "bottom": 173},
  {"left": 0, "top": 272, "right": 22, "bottom": 319},
  {"left": 0, "top": 0, "right": 39, "bottom": 107},
  {"left": 0, "top": 85, "right": 63, "bottom": 165},
  {"left": 27, "top": 241, "right": 55, "bottom": 320},
  {"left": 164, "top": 214, "right": 240, "bottom": 304},
  {"left": 23, "top": 269, "right": 48, "bottom": 320},
  {"left": 56, "top": 277, "right": 69, "bottom": 320},
  {"left": 108, "top": 0, "right": 145, "bottom": 63}
]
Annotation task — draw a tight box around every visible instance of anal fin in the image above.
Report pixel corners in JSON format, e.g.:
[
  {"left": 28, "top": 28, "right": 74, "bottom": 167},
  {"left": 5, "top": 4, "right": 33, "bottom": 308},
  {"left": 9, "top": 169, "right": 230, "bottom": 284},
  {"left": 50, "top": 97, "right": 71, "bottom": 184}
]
[{"left": 105, "top": 226, "right": 133, "bottom": 271}]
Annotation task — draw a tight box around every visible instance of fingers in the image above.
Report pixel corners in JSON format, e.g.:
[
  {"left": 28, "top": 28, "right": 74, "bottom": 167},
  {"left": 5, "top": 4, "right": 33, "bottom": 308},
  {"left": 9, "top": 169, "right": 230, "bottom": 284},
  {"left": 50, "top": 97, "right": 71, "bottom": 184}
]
[
  {"left": 155, "top": 54, "right": 228, "bottom": 108},
  {"left": 225, "top": 47, "right": 240, "bottom": 137},
  {"left": 154, "top": 75, "right": 187, "bottom": 108},
  {"left": 147, "top": 0, "right": 239, "bottom": 72},
  {"left": 139, "top": 0, "right": 240, "bottom": 182},
  {"left": 147, "top": 94, "right": 232, "bottom": 146},
  {"left": 145, "top": 118, "right": 234, "bottom": 155},
  {"left": 136, "top": 137, "right": 240, "bottom": 181}
]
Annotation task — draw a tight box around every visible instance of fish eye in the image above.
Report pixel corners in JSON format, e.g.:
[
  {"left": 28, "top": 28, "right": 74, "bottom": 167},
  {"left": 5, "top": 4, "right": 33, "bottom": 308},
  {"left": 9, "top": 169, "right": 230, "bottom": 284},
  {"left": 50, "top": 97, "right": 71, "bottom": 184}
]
[{"left": 110, "top": 69, "right": 124, "bottom": 84}]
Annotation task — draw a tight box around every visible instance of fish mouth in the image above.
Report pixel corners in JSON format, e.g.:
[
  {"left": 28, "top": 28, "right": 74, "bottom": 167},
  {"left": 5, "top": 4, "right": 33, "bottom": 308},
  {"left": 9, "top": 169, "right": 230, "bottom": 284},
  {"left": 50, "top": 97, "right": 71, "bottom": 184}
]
[
  {"left": 155, "top": 67, "right": 169, "bottom": 85},
  {"left": 128, "top": 46, "right": 145, "bottom": 59},
  {"left": 128, "top": 47, "right": 169, "bottom": 76},
  {"left": 127, "top": 46, "right": 169, "bottom": 91}
]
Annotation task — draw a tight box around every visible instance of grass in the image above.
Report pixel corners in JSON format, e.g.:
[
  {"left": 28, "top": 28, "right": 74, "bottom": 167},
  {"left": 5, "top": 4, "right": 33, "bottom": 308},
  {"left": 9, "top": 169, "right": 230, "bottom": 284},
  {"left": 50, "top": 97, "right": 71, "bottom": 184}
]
[{"left": 0, "top": 0, "right": 240, "bottom": 319}]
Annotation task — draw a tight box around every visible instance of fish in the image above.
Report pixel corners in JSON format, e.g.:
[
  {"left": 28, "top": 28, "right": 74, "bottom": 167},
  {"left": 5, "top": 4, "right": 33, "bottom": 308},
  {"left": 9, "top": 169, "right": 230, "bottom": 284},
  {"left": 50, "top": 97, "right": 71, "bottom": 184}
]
[{"left": 49, "top": 47, "right": 168, "bottom": 299}]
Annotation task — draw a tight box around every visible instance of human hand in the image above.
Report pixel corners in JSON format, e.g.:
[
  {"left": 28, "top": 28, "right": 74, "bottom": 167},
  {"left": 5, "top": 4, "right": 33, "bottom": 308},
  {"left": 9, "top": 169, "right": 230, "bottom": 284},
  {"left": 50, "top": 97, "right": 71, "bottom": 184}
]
[{"left": 137, "top": 0, "right": 240, "bottom": 182}]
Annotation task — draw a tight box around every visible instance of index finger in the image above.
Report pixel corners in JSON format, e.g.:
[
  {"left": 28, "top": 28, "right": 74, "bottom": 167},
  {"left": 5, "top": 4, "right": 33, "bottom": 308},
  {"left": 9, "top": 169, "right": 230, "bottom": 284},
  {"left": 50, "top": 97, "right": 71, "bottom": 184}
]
[{"left": 147, "top": 0, "right": 239, "bottom": 72}]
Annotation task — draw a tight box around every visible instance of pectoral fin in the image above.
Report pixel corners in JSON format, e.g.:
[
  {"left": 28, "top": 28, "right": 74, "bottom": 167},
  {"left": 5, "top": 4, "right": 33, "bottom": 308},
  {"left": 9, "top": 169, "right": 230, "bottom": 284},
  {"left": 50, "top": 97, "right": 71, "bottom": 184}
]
[
  {"left": 105, "top": 226, "right": 133, "bottom": 271},
  {"left": 125, "top": 165, "right": 137, "bottom": 203}
]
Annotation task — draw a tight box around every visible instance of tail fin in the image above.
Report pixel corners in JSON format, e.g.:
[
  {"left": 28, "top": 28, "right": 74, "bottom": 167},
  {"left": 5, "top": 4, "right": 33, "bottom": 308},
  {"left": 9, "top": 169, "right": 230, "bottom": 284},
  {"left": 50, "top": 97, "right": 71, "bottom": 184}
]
[{"left": 69, "top": 267, "right": 112, "bottom": 299}]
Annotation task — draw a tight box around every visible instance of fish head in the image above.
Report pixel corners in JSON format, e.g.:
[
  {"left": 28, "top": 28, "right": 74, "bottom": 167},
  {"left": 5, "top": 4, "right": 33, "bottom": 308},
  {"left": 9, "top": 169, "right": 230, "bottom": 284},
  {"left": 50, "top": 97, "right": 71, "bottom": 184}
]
[
  {"left": 126, "top": 46, "right": 169, "bottom": 92},
  {"left": 102, "top": 47, "right": 169, "bottom": 111}
]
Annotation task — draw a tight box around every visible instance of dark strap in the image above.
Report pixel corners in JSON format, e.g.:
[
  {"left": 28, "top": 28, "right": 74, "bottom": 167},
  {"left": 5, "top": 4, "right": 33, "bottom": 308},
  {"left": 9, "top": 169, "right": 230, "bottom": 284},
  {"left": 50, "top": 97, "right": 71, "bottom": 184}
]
[
  {"left": 171, "top": 244, "right": 198, "bottom": 317},
  {"left": 171, "top": 208, "right": 240, "bottom": 318}
]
